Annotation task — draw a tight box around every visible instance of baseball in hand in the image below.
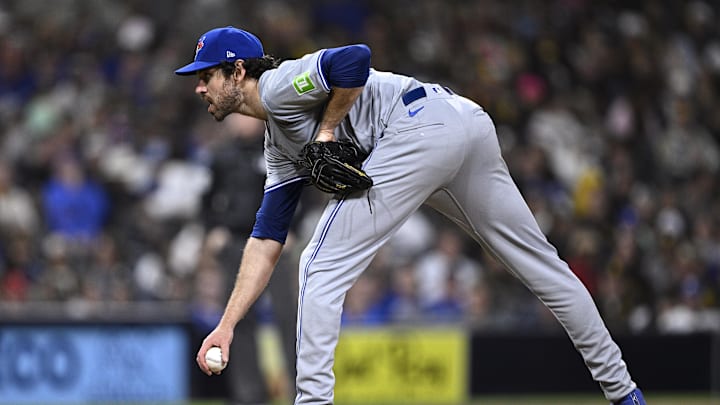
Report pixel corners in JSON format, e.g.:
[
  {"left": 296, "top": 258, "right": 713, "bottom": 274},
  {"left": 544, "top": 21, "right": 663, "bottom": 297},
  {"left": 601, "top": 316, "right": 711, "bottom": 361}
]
[{"left": 205, "top": 346, "right": 227, "bottom": 373}]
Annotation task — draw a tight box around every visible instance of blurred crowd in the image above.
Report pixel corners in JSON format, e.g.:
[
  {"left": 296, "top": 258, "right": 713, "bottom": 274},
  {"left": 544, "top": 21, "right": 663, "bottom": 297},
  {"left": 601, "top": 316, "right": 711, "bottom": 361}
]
[{"left": 0, "top": 0, "right": 719, "bottom": 335}]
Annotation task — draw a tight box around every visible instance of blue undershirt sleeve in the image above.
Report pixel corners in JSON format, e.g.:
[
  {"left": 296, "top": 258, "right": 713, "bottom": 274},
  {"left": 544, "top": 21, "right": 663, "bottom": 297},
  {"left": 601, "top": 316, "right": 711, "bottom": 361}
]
[
  {"left": 251, "top": 180, "right": 304, "bottom": 244},
  {"left": 320, "top": 44, "right": 371, "bottom": 88}
]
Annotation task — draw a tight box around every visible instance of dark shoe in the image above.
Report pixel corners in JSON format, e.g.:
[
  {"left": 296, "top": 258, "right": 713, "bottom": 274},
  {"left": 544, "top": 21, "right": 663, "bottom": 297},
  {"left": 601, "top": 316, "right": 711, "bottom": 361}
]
[{"left": 613, "top": 388, "right": 646, "bottom": 405}]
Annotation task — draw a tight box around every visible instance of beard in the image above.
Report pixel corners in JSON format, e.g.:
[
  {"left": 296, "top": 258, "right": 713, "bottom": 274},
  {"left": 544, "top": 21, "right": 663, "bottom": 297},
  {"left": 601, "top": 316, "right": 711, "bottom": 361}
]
[{"left": 210, "top": 85, "right": 243, "bottom": 121}]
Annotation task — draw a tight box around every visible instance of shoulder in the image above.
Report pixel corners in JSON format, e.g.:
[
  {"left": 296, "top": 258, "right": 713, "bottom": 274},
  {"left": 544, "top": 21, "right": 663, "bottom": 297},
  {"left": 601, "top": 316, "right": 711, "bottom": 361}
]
[
  {"left": 278, "top": 50, "right": 330, "bottom": 91},
  {"left": 258, "top": 50, "right": 331, "bottom": 114}
]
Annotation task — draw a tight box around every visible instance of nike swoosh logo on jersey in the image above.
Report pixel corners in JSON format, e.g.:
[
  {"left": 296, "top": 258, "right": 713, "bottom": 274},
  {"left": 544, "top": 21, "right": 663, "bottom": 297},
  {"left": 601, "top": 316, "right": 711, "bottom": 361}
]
[{"left": 408, "top": 106, "right": 424, "bottom": 117}]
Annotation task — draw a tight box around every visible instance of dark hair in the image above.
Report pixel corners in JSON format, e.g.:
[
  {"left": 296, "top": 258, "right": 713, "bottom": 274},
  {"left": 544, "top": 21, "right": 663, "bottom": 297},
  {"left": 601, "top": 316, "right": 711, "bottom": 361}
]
[{"left": 218, "top": 55, "right": 281, "bottom": 80}]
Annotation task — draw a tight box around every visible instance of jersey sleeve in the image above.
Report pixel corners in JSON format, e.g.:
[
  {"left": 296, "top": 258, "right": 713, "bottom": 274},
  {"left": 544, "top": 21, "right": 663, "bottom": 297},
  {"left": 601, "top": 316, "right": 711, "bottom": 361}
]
[
  {"left": 251, "top": 177, "right": 305, "bottom": 244},
  {"left": 320, "top": 44, "right": 371, "bottom": 88}
]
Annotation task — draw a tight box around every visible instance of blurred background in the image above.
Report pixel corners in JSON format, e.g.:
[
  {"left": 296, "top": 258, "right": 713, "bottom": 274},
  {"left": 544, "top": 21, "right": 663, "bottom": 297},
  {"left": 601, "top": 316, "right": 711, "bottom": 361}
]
[{"left": 0, "top": 0, "right": 719, "bottom": 404}]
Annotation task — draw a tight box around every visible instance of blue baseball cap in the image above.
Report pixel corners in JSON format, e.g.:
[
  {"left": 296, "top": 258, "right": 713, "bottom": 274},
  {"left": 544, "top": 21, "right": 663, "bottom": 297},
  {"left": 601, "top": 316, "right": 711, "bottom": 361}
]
[{"left": 175, "top": 26, "right": 264, "bottom": 76}]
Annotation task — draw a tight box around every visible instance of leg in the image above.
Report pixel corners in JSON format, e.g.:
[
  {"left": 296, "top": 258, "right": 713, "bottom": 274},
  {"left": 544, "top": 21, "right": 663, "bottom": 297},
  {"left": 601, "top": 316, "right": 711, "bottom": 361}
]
[
  {"left": 294, "top": 115, "right": 469, "bottom": 404},
  {"left": 427, "top": 106, "right": 637, "bottom": 401}
]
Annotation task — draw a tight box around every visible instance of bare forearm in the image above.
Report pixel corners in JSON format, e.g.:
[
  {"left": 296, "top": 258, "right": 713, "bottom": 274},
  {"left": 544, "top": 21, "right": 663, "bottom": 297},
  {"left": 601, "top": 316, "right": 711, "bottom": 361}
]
[
  {"left": 315, "top": 86, "right": 364, "bottom": 141},
  {"left": 218, "top": 237, "right": 283, "bottom": 329}
]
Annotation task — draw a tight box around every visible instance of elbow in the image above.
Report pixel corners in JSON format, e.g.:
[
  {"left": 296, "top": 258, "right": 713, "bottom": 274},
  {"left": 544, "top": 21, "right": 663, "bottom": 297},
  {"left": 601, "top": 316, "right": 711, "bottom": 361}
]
[
  {"left": 355, "top": 44, "right": 371, "bottom": 62},
  {"left": 352, "top": 44, "right": 371, "bottom": 84},
  {"left": 323, "top": 44, "right": 372, "bottom": 88}
]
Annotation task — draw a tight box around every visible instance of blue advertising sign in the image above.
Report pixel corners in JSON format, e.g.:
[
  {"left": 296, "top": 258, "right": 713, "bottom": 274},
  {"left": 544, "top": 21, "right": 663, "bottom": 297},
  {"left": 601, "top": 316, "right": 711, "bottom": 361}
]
[{"left": 0, "top": 325, "right": 189, "bottom": 404}]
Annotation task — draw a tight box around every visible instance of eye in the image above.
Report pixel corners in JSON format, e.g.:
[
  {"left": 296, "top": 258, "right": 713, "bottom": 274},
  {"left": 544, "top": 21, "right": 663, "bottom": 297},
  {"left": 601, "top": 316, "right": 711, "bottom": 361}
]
[{"left": 199, "top": 70, "right": 213, "bottom": 83}]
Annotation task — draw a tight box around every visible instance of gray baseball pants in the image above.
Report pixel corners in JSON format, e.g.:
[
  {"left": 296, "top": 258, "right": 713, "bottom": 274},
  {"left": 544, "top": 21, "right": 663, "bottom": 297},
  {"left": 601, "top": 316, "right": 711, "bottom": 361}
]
[{"left": 294, "top": 86, "right": 636, "bottom": 404}]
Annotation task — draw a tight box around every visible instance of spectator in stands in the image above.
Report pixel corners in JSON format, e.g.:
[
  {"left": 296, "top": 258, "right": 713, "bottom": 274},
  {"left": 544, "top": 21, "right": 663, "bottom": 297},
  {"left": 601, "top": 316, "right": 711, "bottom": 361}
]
[
  {"left": 0, "top": 159, "right": 39, "bottom": 238},
  {"left": 415, "top": 228, "right": 482, "bottom": 319},
  {"left": 81, "top": 233, "right": 132, "bottom": 302},
  {"left": 384, "top": 263, "right": 423, "bottom": 323},
  {"left": 41, "top": 155, "right": 108, "bottom": 244},
  {"left": 32, "top": 235, "right": 80, "bottom": 301}
]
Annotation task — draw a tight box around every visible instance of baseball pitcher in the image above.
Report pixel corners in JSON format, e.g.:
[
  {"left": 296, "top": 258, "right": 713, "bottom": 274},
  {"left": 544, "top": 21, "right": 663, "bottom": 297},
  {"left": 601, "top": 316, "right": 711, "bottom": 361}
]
[{"left": 176, "top": 26, "right": 646, "bottom": 405}]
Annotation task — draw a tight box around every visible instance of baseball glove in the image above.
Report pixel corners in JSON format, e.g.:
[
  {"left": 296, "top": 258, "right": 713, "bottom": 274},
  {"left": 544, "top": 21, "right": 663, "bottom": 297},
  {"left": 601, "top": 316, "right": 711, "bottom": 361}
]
[{"left": 301, "top": 141, "right": 373, "bottom": 194}]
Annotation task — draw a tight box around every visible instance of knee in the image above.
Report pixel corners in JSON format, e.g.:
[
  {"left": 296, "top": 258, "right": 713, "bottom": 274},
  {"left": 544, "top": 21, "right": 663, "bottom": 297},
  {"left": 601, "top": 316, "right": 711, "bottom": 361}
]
[{"left": 298, "top": 286, "right": 344, "bottom": 325}]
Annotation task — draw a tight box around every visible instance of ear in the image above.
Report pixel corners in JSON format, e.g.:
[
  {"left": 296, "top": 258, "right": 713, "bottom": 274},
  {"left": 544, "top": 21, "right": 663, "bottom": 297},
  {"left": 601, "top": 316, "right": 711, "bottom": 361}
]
[{"left": 232, "top": 60, "right": 246, "bottom": 82}]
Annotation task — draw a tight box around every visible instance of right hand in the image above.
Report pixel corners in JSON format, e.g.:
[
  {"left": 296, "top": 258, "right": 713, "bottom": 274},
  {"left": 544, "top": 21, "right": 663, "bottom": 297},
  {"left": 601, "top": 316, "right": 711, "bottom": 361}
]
[
  {"left": 314, "top": 128, "right": 336, "bottom": 142},
  {"left": 196, "top": 325, "right": 234, "bottom": 375}
]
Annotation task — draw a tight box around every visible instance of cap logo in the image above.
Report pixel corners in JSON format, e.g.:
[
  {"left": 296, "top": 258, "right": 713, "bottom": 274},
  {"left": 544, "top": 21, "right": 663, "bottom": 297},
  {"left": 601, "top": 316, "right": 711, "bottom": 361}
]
[
  {"left": 195, "top": 36, "right": 205, "bottom": 60},
  {"left": 226, "top": 50, "right": 236, "bottom": 58}
]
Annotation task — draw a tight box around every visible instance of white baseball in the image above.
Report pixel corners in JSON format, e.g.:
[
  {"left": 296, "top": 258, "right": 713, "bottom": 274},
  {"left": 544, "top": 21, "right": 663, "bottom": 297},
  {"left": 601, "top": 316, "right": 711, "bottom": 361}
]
[{"left": 205, "top": 346, "right": 226, "bottom": 373}]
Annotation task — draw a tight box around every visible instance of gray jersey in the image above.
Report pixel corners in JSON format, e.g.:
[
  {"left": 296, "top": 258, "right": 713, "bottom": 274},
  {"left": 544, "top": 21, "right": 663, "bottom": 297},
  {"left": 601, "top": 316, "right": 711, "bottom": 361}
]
[{"left": 258, "top": 49, "right": 419, "bottom": 188}]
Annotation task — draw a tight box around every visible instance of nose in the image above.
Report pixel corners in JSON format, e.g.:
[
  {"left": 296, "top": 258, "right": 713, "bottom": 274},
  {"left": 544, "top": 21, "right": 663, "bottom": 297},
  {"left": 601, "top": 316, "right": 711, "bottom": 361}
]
[{"left": 195, "top": 82, "right": 207, "bottom": 95}]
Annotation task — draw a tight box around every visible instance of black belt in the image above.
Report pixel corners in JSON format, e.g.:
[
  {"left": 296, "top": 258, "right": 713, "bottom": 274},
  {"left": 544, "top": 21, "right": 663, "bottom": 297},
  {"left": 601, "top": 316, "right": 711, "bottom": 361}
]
[{"left": 401, "top": 86, "right": 454, "bottom": 106}]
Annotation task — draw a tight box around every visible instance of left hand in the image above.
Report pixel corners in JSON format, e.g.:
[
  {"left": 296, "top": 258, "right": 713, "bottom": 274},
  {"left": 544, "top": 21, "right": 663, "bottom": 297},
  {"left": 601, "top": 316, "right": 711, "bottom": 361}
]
[{"left": 301, "top": 141, "right": 373, "bottom": 194}]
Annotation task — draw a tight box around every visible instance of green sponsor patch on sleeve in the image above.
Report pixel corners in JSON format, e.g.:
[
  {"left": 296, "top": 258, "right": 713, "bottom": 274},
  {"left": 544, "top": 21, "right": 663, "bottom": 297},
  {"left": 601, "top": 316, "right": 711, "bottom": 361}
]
[{"left": 293, "top": 72, "right": 317, "bottom": 95}]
